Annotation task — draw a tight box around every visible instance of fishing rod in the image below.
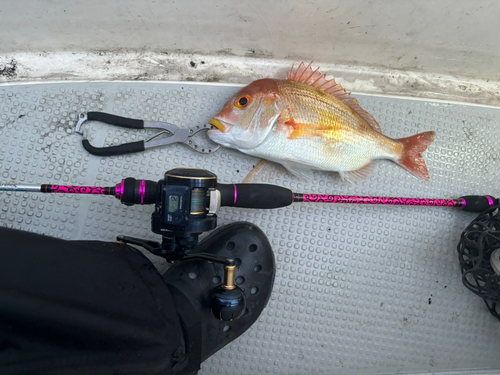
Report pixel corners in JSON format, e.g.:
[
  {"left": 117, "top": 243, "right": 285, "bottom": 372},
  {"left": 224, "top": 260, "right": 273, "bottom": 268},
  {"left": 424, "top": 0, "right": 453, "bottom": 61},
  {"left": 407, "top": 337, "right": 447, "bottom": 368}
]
[
  {"left": 2, "top": 167, "right": 500, "bottom": 321},
  {"left": 0, "top": 171, "right": 496, "bottom": 213}
]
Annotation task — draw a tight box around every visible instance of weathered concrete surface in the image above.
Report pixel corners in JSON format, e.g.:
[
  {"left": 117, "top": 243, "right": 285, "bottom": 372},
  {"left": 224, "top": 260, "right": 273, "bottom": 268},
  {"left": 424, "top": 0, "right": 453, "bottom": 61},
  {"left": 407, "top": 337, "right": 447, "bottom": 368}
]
[
  {"left": 1, "top": 52, "right": 500, "bottom": 107},
  {"left": 1, "top": 1, "right": 499, "bottom": 105}
]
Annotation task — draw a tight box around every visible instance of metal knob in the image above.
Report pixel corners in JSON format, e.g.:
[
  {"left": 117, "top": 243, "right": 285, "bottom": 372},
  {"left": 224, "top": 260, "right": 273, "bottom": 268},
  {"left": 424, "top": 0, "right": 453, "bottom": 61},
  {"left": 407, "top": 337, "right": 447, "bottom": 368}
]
[{"left": 210, "top": 265, "right": 246, "bottom": 321}]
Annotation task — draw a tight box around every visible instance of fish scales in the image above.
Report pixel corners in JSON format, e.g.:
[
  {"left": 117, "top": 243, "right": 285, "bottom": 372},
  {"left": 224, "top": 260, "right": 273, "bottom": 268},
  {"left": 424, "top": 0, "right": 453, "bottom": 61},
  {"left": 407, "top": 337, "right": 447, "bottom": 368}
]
[{"left": 275, "top": 81, "right": 399, "bottom": 170}]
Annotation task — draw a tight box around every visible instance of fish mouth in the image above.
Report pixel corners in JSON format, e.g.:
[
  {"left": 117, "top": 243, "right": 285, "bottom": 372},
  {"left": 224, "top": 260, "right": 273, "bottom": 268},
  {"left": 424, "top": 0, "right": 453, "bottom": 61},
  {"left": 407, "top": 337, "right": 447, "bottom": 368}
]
[{"left": 209, "top": 118, "right": 227, "bottom": 132}]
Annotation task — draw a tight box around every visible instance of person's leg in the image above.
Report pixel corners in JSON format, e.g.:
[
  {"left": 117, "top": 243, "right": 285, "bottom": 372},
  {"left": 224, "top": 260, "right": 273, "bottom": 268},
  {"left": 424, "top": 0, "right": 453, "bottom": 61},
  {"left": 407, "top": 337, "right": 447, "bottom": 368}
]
[
  {"left": 0, "top": 223, "right": 276, "bottom": 375},
  {"left": 0, "top": 227, "right": 184, "bottom": 375}
]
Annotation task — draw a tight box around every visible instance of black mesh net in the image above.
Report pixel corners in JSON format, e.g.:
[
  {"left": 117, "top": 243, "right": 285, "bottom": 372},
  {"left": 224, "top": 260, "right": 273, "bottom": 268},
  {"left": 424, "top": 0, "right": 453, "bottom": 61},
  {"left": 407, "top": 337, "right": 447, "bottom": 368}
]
[{"left": 457, "top": 205, "right": 500, "bottom": 321}]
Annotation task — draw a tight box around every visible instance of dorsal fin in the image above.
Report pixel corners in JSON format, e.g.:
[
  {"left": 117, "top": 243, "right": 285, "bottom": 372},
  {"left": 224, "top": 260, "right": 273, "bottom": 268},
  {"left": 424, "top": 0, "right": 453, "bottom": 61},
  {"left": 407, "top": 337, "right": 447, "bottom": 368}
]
[{"left": 287, "top": 62, "right": 382, "bottom": 133}]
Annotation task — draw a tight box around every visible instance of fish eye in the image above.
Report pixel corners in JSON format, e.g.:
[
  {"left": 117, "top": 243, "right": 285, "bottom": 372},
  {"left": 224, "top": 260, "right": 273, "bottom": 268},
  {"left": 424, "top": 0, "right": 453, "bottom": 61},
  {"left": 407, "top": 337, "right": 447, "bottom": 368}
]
[{"left": 235, "top": 95, "right": 252, "bottom": 109}]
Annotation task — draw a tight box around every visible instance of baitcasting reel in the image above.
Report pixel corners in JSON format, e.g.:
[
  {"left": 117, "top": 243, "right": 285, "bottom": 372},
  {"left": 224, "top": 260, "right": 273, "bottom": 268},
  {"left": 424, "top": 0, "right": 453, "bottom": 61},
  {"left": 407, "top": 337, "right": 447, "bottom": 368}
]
[
  {"left": 115, "top": 168, "right": 255, "bottom": 322},
  {"left": 111, "top": 168, "right": 294, "bottom": 321}
]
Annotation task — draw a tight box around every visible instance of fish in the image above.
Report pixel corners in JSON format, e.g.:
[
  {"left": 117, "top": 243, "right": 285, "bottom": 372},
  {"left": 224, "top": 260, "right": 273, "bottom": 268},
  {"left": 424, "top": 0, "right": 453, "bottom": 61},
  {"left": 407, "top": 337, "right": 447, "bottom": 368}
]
[{"left": 207, "top": 62, "right": 436, "bottom": 183}]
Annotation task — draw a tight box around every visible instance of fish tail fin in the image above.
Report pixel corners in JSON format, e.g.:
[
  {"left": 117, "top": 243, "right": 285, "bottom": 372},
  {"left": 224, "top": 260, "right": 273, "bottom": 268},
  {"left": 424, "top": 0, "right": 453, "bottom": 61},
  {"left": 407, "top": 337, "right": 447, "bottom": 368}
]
[{"left": 397, "top": 131, "right": 436, "bottom": 180}]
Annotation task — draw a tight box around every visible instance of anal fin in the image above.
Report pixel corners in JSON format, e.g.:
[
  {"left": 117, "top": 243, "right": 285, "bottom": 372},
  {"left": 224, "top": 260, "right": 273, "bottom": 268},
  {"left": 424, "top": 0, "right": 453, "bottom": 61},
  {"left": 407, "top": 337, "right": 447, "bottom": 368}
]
[
  {"left": 339, "top": 162, "right": 375, "bottom": 183},
  {"left": 282, "top": 161, "right": 316, "bottom": 180}
]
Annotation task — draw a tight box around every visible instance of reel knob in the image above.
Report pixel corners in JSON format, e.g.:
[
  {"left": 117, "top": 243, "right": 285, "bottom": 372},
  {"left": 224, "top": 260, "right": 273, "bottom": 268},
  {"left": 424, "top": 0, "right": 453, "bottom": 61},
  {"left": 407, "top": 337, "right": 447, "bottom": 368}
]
[
  {"left": 210, "top": 286, "right": 246, "bottom": 321},
  {"left": 210, "top": 265, "right": 246, "bottom": 321}
]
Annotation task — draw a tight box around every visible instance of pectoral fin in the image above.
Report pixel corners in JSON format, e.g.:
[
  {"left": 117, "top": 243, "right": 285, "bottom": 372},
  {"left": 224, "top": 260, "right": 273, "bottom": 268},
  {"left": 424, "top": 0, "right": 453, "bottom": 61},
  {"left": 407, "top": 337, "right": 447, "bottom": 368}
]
[{"left": 282, "top": 118, "right": 329, "bottom": 139}]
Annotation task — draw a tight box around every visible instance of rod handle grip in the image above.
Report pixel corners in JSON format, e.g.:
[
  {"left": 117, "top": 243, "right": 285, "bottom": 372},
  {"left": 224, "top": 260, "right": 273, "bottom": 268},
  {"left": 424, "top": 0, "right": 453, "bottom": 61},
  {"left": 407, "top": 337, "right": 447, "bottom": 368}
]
[
  {"left": 460, "top": 195, "right": 497, "bottom": 212},
  {"left": 218, "top": 183, "right": 294, "bottom": 209}
]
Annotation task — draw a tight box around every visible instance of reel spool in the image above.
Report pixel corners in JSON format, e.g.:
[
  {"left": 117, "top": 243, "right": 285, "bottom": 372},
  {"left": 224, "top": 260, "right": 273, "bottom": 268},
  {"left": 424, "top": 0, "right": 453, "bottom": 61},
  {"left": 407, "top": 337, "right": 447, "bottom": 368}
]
[{"left": 457, "top": 205, "right": 500, "bottom": 320}]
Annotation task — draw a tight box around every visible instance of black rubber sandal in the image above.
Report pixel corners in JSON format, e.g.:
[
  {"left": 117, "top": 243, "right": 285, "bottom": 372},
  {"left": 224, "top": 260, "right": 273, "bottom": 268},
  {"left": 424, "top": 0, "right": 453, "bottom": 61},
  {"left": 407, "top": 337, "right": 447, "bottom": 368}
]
[{"left": 163, "top": 222, "right": 276, "bottom": 375}]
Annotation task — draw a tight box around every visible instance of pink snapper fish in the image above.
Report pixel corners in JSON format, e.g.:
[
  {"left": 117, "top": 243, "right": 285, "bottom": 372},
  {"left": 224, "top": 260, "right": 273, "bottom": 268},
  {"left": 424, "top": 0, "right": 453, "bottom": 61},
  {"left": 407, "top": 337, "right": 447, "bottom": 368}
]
[{"left": 208, "top": 62, "right": 435, "bottom": 182}]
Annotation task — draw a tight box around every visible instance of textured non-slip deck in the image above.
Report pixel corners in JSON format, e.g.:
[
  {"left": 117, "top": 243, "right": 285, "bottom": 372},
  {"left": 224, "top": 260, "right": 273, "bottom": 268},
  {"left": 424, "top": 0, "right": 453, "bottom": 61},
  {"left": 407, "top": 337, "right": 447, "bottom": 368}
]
[{"left": 1, "top": 81, "right": 499, "bottom": 374}]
